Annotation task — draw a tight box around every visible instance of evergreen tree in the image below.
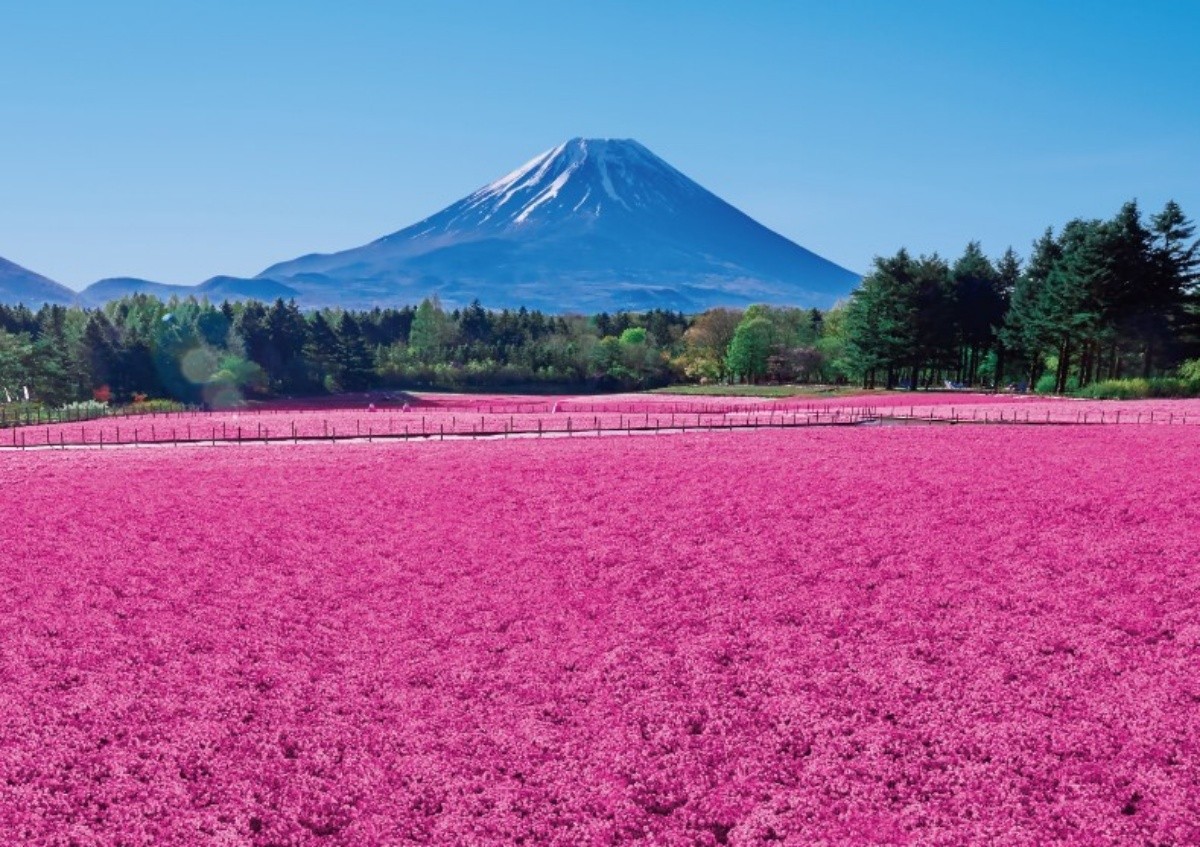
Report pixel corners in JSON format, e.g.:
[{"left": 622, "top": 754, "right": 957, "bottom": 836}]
[
  {"left": 233, "top": 301, "right": 272, "bottom": 375},
  {"left": 33, "top": 306, "right": 79, "bottom": 404},
  {"left": 459, "top": 299, "right": 492, "bottom": 346},
  {"left": 993, "top": 247, "right": 1022, "bottom": 386},
  {"left": 336, "top": 313, "right": 375, "bottom": 391},
  {"left": 1148, "top": 200, "right": 1200, "bottom": 371},
  {"left": 844, "top": 249, "right": 919, "bottom": 387},
  {"left": 904, "top": 253, "right": 956, "bottom": 388},
  {"left": 80, "top": 312, "right": 120, "bottom": 394},
  {"left": 1002, "top": 228, "right": 1061, "bottom": 389},
  {"left": 1043, "top": 219, "right": 1109, "bottom": 392},
  {"left": 304, "top": 312, "right": 342, "bottom": 391},
  {"left": 951, "top": 242, "right": 1003, "bottom": 386},
  {"left": 266, "top": 299, "right": 310, "bottom": 392}
]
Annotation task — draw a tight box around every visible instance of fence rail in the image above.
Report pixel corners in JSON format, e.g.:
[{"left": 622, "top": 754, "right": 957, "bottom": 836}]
[{"left": 2, "top": 405, "right": 1197, "bottom": 451}]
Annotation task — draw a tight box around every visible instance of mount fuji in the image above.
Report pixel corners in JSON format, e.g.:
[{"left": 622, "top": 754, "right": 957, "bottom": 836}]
[{"left": 258, "top": 138, "right": 859, "bottom": 312}]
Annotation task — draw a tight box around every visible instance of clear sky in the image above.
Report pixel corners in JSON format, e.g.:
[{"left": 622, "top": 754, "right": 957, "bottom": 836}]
[{"left": 3, "top": 0, "right": 1198, "bottom": 290}]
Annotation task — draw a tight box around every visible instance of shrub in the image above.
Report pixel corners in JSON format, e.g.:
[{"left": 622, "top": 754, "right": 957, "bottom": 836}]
[
  {"left": 61, "top": 399, "right": 110, "bottom": 415},
  {"left": 1074, "top": 378, "right": 1200, "bottom": 399},
  {"left": 1035, "top": 374, "right": 1079, "bottom": 394},
  {"left": 125, "top": 399, "right": 188, "bottom": 414}
]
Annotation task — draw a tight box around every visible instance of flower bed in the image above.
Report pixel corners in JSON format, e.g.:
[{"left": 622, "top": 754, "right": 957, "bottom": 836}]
[{"left": 1, "top": 425, "right": 1198, "bottom": 844}]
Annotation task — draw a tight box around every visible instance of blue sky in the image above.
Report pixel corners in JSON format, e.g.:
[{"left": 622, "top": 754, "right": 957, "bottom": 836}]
[{"left": 3, "top": 0, "right": 1198, "bottom": 290}]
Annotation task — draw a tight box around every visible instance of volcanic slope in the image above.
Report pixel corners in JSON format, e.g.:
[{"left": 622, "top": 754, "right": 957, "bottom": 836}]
[{"left": 259, "top": 138, "right": 860, "bottom": 312}]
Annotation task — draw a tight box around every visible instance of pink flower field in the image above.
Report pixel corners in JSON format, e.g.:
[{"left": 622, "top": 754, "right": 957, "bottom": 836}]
[
  {"left": 2, "top": 426, "right": 1199, "bottom": 845},
  {"left": 7, "top": 394, "right": 1200, "bottom": 449}
]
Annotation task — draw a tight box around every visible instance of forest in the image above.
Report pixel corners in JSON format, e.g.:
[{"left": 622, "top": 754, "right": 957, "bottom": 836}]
[
  {"left": 843, "top": 200, "right": 1199, "bottom": 393},
  {"left": 0, "top": 294, "right": 839, "bottom": 408},
  {"left": 0, "top": 199, "right": 1196, "bottom": 410}
]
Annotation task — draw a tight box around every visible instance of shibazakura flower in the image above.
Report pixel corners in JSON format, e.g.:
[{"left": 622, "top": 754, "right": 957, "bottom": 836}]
[{"left": 0, "top": 425, "right": 1197, "bottom": 845}]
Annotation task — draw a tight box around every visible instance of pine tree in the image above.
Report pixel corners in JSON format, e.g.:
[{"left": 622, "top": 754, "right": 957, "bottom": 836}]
[
  {"left": 81, "top": 312, "right": 120, "bottom": 394},
  {"left": 951, "top": 242, "right": 1002, "bottom": 385},
  {"left": 1002, "top": 228, "right": 1061, "bottom": 389},
  {"left": 304, "top": 312, "right": 342, "bottom": 391},
  {"left": 33, "top": 306, "right": 79, "bottom": 404},
  {"left": 234, "top": 301, "right": 271, "bottom": 375},
  {"left": 993, "top": 247, "right": 1022, "bottom": 387},
  {"left": 266, "top": 299, "right": 310, "bottom": 392},
  {"left": 1044, "top": 219, "right": 1109, "bottom": 392},
  {"left": 844, "top": 250, "right": 918, "bottom": 388},
  {"left": 1149, "top": 201, "right": 1199, "bottom": 372},
  {"left": 337, "top": 313, "right": 375, "bottom": 391}
]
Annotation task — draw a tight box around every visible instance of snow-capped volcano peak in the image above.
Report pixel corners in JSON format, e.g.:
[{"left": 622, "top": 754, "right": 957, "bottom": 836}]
[
  {"left": 433, "top": 137, "right": 701, "bottom": 232},
  {"left": 256, "top": 137, "right": 860, "bottom": 312}
]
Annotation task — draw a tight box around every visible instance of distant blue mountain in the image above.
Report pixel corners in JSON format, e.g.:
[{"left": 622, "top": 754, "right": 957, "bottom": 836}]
[
  {"left": 79, "top": 275, "right": 299, "bottom": 306},
  {"left": 195, "top": 275, "right": 300, "bottom": 302},
  {"left": 0, "top": 256, "right": 76, "bottom": 306},
  {"left": 80, "top": 277, "right": 188, "bottom": 305},
  {"left": 258, "top": 138, "right": 860, "bottom": 312}
]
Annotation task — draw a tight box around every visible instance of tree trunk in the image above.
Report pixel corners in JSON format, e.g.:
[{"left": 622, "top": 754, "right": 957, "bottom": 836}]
[{"left": 1056, "top": 342, "right": 1072, "bottom": 394}]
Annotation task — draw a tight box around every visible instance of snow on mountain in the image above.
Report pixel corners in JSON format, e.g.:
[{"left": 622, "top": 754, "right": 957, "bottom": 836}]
[
  {"left": 259, "top": 138, "right": 860, "bottom": 312},
  {"left": 0, "top": 256, "right": 77, "bottom": 306}
]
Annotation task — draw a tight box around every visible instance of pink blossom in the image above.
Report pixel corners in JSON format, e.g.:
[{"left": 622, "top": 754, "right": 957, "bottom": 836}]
[{"left": 1, "top": 426, "right": 1198, "bottom": 844}]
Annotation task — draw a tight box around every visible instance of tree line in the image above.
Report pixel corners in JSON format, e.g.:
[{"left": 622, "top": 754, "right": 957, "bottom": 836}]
[
  {"left": 0, "top": 295, "right": 846, "bottom": 407},
  {"left": 3, "top": 198, "right": 1195, "bottom": 407},
  {"left": 842, "top": 200, "right": 1199, "bottom": 392}
]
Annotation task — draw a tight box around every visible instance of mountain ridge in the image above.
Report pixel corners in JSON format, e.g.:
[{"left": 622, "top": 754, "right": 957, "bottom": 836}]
[
  {"left": 80, "top": 276, "right": 300, "bottom": 307},
  {"left": 0, "top": 256, "right": 77, "bottom": 306},
  {"left": 4, "top": 138, "right": 860, "bottom": 312},
  {"left": 259, "top": 138, "right": 860, "bottom": 311}
]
